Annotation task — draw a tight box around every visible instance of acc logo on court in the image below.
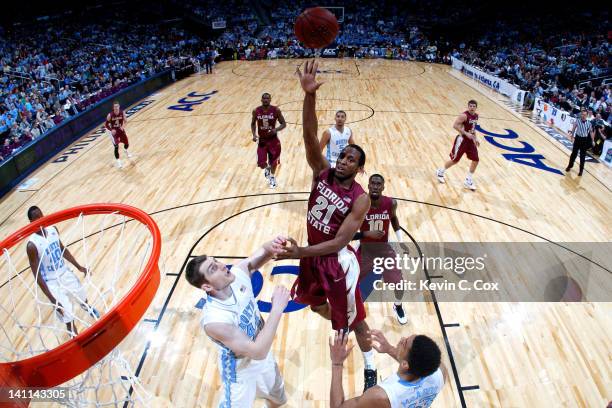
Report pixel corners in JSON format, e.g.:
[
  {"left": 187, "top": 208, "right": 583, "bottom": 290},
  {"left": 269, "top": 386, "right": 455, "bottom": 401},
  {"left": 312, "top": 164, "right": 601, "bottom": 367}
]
[
  {"left": 195, "top": 264, "right": 306, "bottom": 314},
  {"left": 478, "top": 125, "right": 563, "bottom": 175},
  {"left": 168, "top": 90, "right": 218, "bottom": 112}
]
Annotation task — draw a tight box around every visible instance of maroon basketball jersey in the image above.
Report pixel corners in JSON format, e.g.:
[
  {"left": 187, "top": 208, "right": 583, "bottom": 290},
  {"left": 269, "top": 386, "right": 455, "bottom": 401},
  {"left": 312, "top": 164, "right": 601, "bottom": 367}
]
[
  {"left": 107, "top": 110, "right": 125, "bottom": 130},
  {"left": 307, "top": 169, "right": 366, "bottom": 246},
  {"left": 463, "top": 111, "right": 478, "bottom": 133},
  {"left": 360, "top": 195, "right": 393, "bottom": 243},
  {"left": 255, "top": 106, "right": 278, "bottom": 139}
]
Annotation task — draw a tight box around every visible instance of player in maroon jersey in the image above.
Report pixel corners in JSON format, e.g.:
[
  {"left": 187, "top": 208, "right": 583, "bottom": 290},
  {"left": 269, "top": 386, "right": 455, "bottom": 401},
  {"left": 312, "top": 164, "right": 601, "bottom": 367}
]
[
  {"left": 277, "top": 60, "right": 378, "bottom": 391},
  {"left": 354, "top": 173, "right": 409, "bottom": 325},
  {"left": 251, "top": 93, "right": 286, "bottom": 188},
  {"left": 105, "top": 101, "right": 132, "bottom": 168},
  {"left": 436, "top": 100, "right": 480, "bottom": 190}
]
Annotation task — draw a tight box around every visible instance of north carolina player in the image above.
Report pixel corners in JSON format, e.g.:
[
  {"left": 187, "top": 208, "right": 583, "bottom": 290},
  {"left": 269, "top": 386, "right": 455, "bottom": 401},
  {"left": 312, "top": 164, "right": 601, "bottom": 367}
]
[
  {"left": 25, "top": 206, "right": 100, "bottom": 336},
  {"left": 105, "top": 101, "right": 132, "bottom": 168},
  {"left": 251, "top": 93, "right": 287, "bottom": 188},
  {"left": 185, "top": 236, "right": 290, "bottom": 408},
  {"left": 320, "top": 110, "right": 355, "bottom": 167},
  {"left": 436, "top": 100, "right": 480, "bottom": 190},
  {"left": 278, "top": 60, "right": 378, "bottom": 391},
  {"left": 353, "top": 174, "right": 408, "bottom": 325},
  {"left": 328, "top": 329, "right": 446, "bottom": 408}
]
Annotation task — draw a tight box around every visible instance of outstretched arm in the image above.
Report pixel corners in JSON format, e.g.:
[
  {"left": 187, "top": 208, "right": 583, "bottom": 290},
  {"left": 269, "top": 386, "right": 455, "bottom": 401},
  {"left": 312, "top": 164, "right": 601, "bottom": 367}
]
[
  {"left": 298, "top": 60, "right": 329, "bottom": 176},
  {"left": 236, "top": 236, "right": 287, "bottom": 276},
  {"left": 319, "top": 129, "right": 331, "bottom": 152},
  {"left": 329, "top": 331, "right": 391, "bottom": 408}
]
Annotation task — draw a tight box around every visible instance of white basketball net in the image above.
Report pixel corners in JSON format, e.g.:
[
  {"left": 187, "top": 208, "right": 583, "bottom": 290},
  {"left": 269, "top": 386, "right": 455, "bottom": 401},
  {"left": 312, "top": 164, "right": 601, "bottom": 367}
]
[{"left": 0, "top": 211, "right": 155, "bottom": 407}]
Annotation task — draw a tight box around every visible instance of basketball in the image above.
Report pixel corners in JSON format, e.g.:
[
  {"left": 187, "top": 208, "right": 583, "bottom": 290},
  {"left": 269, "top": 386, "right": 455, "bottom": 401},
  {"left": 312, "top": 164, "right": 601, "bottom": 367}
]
[{"left": 294, "top": 7, "right": 339, "bottom": 49}]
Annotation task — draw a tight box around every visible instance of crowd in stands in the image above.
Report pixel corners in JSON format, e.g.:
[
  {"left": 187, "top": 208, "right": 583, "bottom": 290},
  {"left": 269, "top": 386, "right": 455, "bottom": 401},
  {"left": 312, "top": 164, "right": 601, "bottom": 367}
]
[
  {"left": 2, "top": 2, "right": 610, "bottom": 162},
  {"left": 1, "top": 16, "right": 200, "bottom": 161},
  {"left": 449, "top": 11, "right": 610, "bottom": 130}
]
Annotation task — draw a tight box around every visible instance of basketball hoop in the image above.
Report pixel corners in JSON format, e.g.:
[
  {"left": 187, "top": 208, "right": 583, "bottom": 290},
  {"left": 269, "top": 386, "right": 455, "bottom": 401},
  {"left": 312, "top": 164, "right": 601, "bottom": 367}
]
[{"left": 0, "top": 204, "right": 161, "bottom": 407}]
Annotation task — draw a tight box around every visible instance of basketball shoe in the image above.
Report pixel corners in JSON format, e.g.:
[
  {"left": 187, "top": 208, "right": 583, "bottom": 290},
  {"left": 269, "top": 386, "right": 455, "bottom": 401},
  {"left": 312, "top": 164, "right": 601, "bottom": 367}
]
[
  {"left": 264, "top": 166, "right": 271, "bottom": 180},
  {"left": 464, "top": 179, "right": 476, "bottom": 191},
  {"left": 393, "top": 303, "right": 407, "bottom": 325},
  {"left": 269, "top": 176, "right": 277, "bottom": 189},
  {"left": 436, "top": 169, "right": 446, "bottom": 183}
]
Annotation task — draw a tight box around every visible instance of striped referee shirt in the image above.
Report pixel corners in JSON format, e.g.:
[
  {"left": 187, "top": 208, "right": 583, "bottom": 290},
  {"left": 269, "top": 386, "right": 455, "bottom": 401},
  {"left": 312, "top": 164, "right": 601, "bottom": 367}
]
[{"left": 575, "top": 119, "right": 593, "bottom": 137}]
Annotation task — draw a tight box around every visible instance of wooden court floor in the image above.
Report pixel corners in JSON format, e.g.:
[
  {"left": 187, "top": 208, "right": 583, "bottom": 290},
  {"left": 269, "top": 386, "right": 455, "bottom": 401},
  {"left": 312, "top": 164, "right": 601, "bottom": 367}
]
[{"left": 0, "top": 59, "right": 610, "bottom": 407}]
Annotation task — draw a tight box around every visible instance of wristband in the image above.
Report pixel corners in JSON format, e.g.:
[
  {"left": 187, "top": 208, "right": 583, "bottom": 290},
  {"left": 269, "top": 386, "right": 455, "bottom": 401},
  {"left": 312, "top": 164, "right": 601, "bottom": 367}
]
[
  {"left": 353, "top": 231, "right": 364, "bottom": 240},
  {"left": 394, "top": 229, "right": 404, "bottom": 242}
]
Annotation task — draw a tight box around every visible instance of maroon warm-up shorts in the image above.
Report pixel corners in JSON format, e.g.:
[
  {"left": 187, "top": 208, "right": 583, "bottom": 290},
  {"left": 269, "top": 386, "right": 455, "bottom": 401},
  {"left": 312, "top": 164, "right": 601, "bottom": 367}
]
[{"left": 292, "top": 247, "right": 366, "bottom": 330}]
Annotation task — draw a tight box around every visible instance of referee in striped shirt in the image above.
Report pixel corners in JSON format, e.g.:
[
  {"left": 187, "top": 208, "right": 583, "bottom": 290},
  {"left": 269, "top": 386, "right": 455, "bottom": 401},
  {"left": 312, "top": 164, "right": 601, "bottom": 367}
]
[{"left": 566, "top": 109, "right": 595, "bottom": 176}]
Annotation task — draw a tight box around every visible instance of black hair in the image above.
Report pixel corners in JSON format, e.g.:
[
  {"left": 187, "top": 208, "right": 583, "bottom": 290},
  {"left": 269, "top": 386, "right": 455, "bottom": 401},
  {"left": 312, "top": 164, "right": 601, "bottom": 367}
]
[
  {"left": 262, "top": 93, "right": 271, "bottom": 98},
  {"left": 113, "top": 100, "right": 120, "bottom": 105},
  {"left": 185, "top": 255, "right": 209, "bottom": 288},
  {"left": 346, "top": 144, "right": 366, "bottom": 166},
  {"left": 336, "top": 110, "right": 346, "bottom": 116},
  {"left": 369, "top": 173, "right": 384, "bottom": 182},
  {"left": 407, "top": 335, "right": 441, "bottom": 378},
  {"left": 468, "top": 99, "right": 478, "bottom": 106},
  {"left": 27, "top": 206, "right": 41, "bottom": 221}
]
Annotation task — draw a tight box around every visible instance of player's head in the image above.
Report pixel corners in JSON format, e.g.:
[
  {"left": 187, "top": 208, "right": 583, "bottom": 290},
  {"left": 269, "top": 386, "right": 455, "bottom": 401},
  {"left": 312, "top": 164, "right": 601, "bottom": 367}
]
[
  {"left": 335, "top": 144, "right": 366, "bottom": 181},
  {"left": 335, "top": 110, "right": 346, "bottom": 126},
  {"left": 467, "top": 100, "right": 477, "bottom": 114},
  {"left": 185, "top": 255, "right": 235, "bottom": 292},
  {"left": 397, "top": 334, "right": 441, "bottom": 379},
  {"left": 27, "top": 206, "right": 43, "bottom": 222},
  {"left": 113, "top": 101, "right": 120, "bottom": 113},
  {"left": 261, "top": 93, "right": 271, "bottom": 107},
  {"left": 368, "top": 174, "right": 385, "bottom": 200}
]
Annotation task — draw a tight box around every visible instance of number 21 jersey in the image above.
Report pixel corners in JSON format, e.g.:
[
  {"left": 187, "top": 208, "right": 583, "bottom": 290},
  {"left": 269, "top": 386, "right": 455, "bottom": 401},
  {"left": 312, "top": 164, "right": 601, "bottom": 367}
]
[{"left": 307, "top": 168, "right": 366, "bottom": 245}]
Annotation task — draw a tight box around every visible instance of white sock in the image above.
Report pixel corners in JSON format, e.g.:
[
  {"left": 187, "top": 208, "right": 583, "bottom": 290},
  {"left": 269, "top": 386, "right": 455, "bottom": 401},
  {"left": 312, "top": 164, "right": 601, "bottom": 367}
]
[
  {"left": 437, "top": 168, "right": 445, "bottom": 175},
  {"left": 466, "top": 172, "right": 473, "bottom": 182},
  {"left": 394, "top": 301, "right": 402, "bottom": 307},
  {"left": 363, "top": 350, "right": 375, "bottom": 370}
]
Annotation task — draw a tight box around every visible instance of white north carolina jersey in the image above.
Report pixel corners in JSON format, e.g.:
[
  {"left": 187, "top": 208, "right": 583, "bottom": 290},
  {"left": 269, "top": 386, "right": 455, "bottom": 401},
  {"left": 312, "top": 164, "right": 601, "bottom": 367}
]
[
  {"left": 28, "top": 227, "right": 68, "bottom": 281},
  {"left": 200, "top": 265, "right": 265, "bottom": 381},
  {"left": 325, "top": 126, "right": 352, "bottom": 167},
  {"left": 379, "top": 368, "right": 444, "bottom": 408}
]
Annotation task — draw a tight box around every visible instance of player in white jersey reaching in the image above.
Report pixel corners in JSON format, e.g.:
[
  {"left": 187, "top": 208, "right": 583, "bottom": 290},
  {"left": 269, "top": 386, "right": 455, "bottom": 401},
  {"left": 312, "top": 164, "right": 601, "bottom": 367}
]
[
  {"left": 26, "top": 206, "right": 100, "bottom": 337},
  {"left": 185, "top": 235, "right": 290, "bottom": 408},
  {"left": 328, "top": 330, "right": 446, "bottom": 408},
  {"left": 320, "top": 110, "right": 355, "bottom": 167}
]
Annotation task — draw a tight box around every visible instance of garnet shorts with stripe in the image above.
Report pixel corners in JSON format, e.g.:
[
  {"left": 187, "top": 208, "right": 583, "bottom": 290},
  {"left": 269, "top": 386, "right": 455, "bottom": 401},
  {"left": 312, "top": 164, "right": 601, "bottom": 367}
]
[
  {"left": 449, "top": 134, "right": 479, "bottom": 162},
  {"left": 292, "top": 246, "right": 366, "bottom": 330},
  {"left": 257, "top": 136, "right": 281, "bottom": 168},
  {"left": 109, "top": 129, "right": 129, "bottom": 145}
]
